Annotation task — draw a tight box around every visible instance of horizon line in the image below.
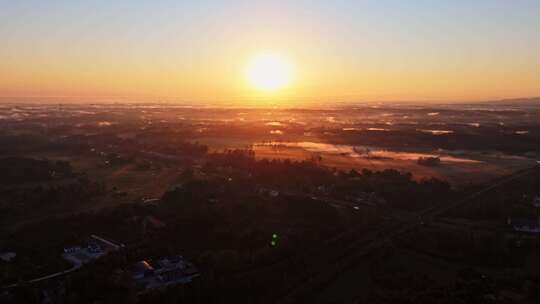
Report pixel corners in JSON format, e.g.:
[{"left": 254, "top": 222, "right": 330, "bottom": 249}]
[{"left": 0, "top": 96, "right": 539, "bottom": 107}]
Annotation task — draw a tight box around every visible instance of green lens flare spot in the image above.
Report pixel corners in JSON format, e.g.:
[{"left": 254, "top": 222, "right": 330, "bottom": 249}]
[
  {"left": 272, "top": 233, "right": 278, "bottom": 239},
  {"left": 271, "top": 241, "right": 277, "bottom": 246}
]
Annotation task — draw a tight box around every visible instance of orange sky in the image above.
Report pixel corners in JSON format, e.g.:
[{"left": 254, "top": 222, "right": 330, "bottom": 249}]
[{"left": 1, "top": 1, "right": 539, "bottom": 106}]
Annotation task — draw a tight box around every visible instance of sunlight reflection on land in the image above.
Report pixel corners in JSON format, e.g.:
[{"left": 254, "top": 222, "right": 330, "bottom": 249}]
[{"left": 254, "top": 141, "right": 481, "bottom": 164}]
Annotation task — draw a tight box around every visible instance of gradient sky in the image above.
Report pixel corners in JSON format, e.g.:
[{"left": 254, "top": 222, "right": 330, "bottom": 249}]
[{"left": 1, "top": 0, "right": 539, "bottom": 105}]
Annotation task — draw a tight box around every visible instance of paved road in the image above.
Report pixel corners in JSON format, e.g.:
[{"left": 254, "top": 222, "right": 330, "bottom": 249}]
[{"left": 2, "top": 257, "right": 82, "bottom": 289}]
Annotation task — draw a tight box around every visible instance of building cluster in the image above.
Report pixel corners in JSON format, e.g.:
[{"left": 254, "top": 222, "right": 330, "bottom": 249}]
[
  {"left": 62, "top": 234, "right": 124, "bottom": 265},
  {"left": 130, "top": 255, "right": 199, "bottom": 291}
]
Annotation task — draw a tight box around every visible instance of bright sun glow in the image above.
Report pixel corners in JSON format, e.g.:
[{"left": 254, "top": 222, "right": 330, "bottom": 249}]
[{"left": 246, "top": 53, "right": 292, "bottom": 91}]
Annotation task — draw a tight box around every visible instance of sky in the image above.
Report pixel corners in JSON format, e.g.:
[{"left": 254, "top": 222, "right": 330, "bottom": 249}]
[{"left": 1, "top": 0, "right": 539, "bottom": 105}]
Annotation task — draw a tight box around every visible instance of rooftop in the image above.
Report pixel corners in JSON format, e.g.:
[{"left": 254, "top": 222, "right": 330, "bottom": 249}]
[{"left": 130, "top": 255, "right": 199, "bottom": 291}]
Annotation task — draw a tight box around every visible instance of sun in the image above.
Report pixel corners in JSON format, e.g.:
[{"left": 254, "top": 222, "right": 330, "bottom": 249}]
[{"left": 246, "top": 53, "right": 292, "bottom": 91}]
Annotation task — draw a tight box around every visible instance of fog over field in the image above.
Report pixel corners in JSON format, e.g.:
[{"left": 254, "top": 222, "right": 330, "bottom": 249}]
[{"left": 3, "top": 100, "right": 539, "bottom": 186}]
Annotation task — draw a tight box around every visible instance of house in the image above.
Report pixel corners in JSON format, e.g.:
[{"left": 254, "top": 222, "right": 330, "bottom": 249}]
[
  {"left": 130, "top": 255, "right": 199, "bottom": 291},
  {"left": 131, "top": 261, "right": 155, "bottom": 280},
  {"left": 62, "top": 235, "right": 124, "bottom": 265},
  {"left": 508, "top": 217, "right": 540, "bottom": 233}
]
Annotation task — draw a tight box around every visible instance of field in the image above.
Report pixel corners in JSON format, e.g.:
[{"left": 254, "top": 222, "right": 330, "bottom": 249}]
[{"left": 252, "top": 143, "right": 536, "bottom": 186}]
